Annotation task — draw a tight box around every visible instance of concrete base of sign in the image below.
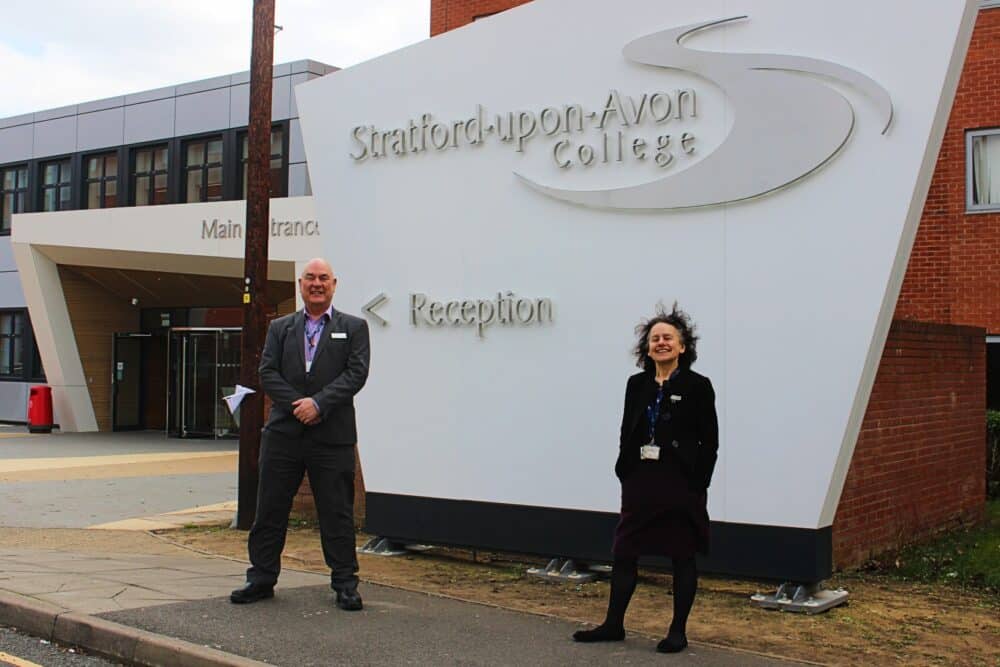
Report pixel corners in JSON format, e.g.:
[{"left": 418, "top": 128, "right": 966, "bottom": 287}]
[
  {"left": 750, "top": 583, "right": 849, "bottom": 614},
  {"left": 526, "top": 559, "right": 601, "bottom": 583}
]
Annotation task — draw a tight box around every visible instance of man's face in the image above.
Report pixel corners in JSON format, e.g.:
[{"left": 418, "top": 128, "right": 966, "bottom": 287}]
[{"left": 299, "top": 261, "right": 337, "bottom": 311}]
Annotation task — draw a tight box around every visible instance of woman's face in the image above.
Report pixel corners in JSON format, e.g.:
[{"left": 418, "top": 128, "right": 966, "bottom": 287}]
[{"left": 647, "top": 322, "right": 685, "bottom": 366}]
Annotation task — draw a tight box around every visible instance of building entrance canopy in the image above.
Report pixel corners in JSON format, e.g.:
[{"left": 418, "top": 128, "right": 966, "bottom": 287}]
[{"left": 11, "top": 197, "right": 318, "bottom": 432}]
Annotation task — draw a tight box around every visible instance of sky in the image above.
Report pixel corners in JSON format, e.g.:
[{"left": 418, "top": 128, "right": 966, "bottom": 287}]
[{"left": 0, "top": 0, "right": 431, "bottom": 118}]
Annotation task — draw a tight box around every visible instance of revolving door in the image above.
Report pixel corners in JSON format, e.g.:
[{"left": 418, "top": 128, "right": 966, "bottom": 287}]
[{"left": 167, "top": 328, "right": 242, "bottom": 438}]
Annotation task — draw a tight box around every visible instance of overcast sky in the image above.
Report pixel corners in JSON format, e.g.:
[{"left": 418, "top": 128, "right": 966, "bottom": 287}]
[{"left": 0, "top": 0, "right": 430, "bottom": 119}]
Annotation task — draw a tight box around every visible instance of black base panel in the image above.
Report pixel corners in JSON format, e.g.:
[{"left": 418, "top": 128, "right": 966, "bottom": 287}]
[{"left": 366, "top": 493, "right": 832, "bottom": 583}]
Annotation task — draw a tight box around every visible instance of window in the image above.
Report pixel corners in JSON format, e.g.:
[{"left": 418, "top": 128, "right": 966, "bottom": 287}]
[
  {"left": 84, "top": 152, "right": 118, "bottom": 209},
  {"left": 1, "top": 165, "right": 28, "bottom": 234},
  {"left": 133, "top": 145, "right": 169, "bottom": 206},
  {"left": 0, "top": 310, "right": 42, "bottom": 380},
  {"left": 184, "top": 137, "right": 223, "bottom": 203},
  {"left": 968, "top": 129, "right": 1000, "bottom": 212},
  {"left": 40, "top": 159, "right": 72, "bottom": 211},
  {"left": 240, "top": 127, "right": 285, "bottom": 198}
]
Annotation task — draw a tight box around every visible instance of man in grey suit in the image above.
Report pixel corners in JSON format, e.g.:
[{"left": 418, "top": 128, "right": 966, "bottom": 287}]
[{"left": 231, "top": 258, "right": 370, "bottom": 610}]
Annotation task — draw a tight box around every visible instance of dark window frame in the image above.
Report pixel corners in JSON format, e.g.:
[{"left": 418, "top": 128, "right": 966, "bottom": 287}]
[
  {"left": 82, "top": 151, "right": 119, "bottom": 210},
  {"left": 181, "top": 133, "right": 225, "bottom": 203},
  {"left": 0, "top": 309, "right": 44, "bottom": 383},
  {"left": 130, "top": 142, "right": 170, "bottom": 206},
  {"left": 238, "top": 122, "right": 288, "bottom": 199},
  {"left": 1, "top": 163, "right": 29, "bottom": 235},
  {"left": 39, "top": 156, "right": 73, "bottom": 212}
]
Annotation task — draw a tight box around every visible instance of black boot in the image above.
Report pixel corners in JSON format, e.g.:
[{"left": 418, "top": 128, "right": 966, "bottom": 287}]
[
  {"left": 657, "top": 556, "right": 696, "bottom": 653},
  {"left": 572, "top": 557, "right": 637, "bottom": 643}
]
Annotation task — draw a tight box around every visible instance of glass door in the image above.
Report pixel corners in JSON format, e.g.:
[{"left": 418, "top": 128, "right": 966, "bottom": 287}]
[
  {"left": 168, "top": 328, "right": 241, "bottom": 439},
  {"left": 112, "top": 333, "right": 148, "bottom": 430}
]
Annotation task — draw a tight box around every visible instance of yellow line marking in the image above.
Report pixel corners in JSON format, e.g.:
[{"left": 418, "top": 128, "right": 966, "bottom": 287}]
[
  {"left": 0, "top": 651, "right": 45, "bottom": 667},
  {"left": 0, "top": 450, "right": 235, "bottom": 473},
  {"left": 0, "top": 433, "right": 39, "bottom": 439}
]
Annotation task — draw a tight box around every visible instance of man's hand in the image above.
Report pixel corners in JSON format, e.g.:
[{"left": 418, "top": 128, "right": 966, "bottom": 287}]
[{"left": 292, "top": 398, "right": 321, "bottom": 425}]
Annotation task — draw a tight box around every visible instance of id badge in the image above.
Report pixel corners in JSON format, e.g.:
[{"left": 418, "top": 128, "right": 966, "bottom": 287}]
[{"left": 640, "top": 444, "right": 661, "bottom": 460}]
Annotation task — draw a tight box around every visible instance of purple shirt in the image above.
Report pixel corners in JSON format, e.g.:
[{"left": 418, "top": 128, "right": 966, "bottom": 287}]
[{"left": 304, "top": 305, "right": 333, "bottom": 367}]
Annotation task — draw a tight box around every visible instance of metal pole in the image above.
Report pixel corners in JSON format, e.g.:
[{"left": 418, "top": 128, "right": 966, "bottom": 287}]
[{"left": 236, "top": 0, "right": 275, "bottom": 530}]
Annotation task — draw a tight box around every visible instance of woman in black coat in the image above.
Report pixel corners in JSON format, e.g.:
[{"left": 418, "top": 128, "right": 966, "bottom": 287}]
[{"left": 573, "top": 304, "right": 718, "bottom": 653}]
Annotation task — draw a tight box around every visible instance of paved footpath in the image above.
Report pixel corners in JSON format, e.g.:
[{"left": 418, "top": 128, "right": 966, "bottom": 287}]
[
  {"left": 0, "top": 542, "right": 805, "bottom": 667},
  {"left": 0, "top": 431, "right": 805, "bottom": 666}
]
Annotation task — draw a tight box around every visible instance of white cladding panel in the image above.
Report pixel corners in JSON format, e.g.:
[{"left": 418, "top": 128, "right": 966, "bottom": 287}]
[{"left": 296, "top": 0, "right": 975, "bottom": 529}]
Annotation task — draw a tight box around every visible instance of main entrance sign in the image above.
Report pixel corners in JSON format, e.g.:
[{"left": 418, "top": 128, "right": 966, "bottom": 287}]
[{"left": 296, "top": 0, "right": 976, "bottom": 580}]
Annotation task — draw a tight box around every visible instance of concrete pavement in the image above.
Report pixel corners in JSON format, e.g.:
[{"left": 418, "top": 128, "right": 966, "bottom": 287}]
[
  {"left": 0, "top": 542, "right": 804, "bottom": 666},
  {"left": 0, "top": 430, "right": 808, "bottom": 666},
  {"left": 0, "top": 431, "right": 237, "bottom": 529}
]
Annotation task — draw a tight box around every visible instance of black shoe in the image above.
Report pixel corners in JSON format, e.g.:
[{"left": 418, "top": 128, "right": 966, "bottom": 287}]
[
  {"left": 335, "top": 587, "right": 363, "bottom": 611},
  {"left": 656, "top": 631, "right": 688, "bottom": 653},
  {"left": 230, "top": 581, "right": 274, "bottom": 604},
  {"left": 572, "top": 623, "right": 625, "bottom": 642}
]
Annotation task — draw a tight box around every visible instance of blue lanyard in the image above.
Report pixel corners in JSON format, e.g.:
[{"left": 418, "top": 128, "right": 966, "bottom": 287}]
[{"left": 646, "top": 386, "right": 666, "bottom": 443}]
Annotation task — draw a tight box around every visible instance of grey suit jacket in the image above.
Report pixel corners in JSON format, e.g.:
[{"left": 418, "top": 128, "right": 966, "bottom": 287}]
[{"left": 259, "top": 308, "right": 370, "bottom": 444}]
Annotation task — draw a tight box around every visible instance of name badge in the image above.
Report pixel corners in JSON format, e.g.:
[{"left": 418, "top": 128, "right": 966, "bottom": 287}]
[
  {"left": 670, "top": 394, "right": 682, "bottom": 402},
  {"left": 330, "top": 332, "right": 347, "bottom": 339},
  {"left": 640, "top": 445, "right": 661, "bottom": 460}
]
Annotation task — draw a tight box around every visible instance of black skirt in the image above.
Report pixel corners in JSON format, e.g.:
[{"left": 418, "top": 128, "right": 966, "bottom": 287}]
[{"left": 612, "top": 457, "right": 710, "bottom": 559}]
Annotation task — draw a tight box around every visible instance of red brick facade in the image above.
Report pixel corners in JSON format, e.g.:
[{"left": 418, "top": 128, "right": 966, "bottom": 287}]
[
  {"left": 431, "top": 1, "right": 995, "bottom": 569},
  {"left": 430, "top": 0, "right": 532, "bottom": 36},
  {"left": 832, "top": 321, "right": 986, "bottom": 567},
  {"left": 896, "top": 8, "right": 1000, "bottom": 333}
]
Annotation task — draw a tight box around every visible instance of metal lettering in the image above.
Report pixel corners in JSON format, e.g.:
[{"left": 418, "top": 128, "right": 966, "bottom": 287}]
[
  {"left": 460, "top": 300, "right": 476, "bottom": 324},
  {"left": 553, "top": 140, "right": 571, "bottom": 169},
  {"left": 430, "top": 123, "right": 450, "bottom": 150},
  {"left": 540, "top": 107, "right": 561, "bottom": 135},
  {"left": 515, "top": 111, "right": 537, "bottom": 152},
  {"left": 675, "top": 89, "right": 696, "bottom": 119},
  {"left": 649, "top": 93, "right": 672, "bottom": 122},
  {"left": 410, "top": 293, "right": 428, "bottom": 325},
  {"left": 349, "top": 126, "right": 368, "bottom": 160},
  {"left": 429, "top": 302, "right": 445, "bottom": 325},
  {"left": 681, "top": 132, "right": 696, "bottom": 154}
]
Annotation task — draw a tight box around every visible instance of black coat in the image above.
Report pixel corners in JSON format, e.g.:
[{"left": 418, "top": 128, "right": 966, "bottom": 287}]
[
  {"left": 259, "top": 308, "right": 370, "bottom": 444},
  {"left": 614, "top": 367, "right": 719, "bottom": 489}
]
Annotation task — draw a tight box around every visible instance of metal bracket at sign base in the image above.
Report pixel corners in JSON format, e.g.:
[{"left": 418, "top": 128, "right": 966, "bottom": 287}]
[
  {"left": 526, "top": 558, "right": 604, "bottom": 583},
  {"left": 357, "top": 536, "right": 433, "bottom": 557},
  {"left": 750, "top": 582, "right": 849, "bottom": 614}
]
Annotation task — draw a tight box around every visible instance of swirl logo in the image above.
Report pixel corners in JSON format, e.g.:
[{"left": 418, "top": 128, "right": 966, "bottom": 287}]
[{"left": 517, "top": 16, "right": 893, "bottom": 210}]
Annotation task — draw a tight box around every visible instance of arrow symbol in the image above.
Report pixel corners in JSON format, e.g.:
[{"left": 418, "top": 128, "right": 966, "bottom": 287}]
[{"left": 362, "top": 292, "right": 389, "bottom": 326}]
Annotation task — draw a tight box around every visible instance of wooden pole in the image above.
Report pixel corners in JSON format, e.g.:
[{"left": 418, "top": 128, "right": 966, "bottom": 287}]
[{"left": 236, "top": 0, "right": 276, "bottom": 530}]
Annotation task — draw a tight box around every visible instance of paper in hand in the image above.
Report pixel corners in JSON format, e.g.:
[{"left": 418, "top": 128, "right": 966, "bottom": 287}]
[{"left": 223, "top": 384, "right": 256, "bottom": 414}]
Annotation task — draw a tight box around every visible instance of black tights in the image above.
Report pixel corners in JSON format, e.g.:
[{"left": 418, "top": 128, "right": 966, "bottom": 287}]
[{"left": 603, "top": 555, "right": 697, "bottom": 635}]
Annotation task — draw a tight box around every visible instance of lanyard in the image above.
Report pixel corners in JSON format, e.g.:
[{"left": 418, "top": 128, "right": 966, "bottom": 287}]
[
  {"left": 646, "top": 385, "right": 666, "bottom": 443},
  {"left": 305, "top": 316, "right": 327, "bottom": 362}
]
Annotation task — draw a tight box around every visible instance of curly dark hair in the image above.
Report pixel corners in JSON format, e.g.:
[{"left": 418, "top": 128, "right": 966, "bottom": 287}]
[{"left": 633, "top": 302, "right": 699, "bottom": 372}]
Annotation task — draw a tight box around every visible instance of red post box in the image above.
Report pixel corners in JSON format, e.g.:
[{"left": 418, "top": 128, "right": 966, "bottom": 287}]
[{"left": 27, "top": 385, "right": 53, "bottom": 434}]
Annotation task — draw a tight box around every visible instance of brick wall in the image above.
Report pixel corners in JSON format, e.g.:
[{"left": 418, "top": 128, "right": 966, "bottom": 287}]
[
  {"left": 833, "top": 320, "right": 986, "bottom": 568},
  {"left": 430, "top": 0, "right": 531, "bottom": 36},
  {"left": 896, "top": 8, "right": 1000, "bottom": 333}
]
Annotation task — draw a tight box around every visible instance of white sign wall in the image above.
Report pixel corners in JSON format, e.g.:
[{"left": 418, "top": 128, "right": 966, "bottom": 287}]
[{"left": 296, "top": 0, "right": 976, "bottom": 532}]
